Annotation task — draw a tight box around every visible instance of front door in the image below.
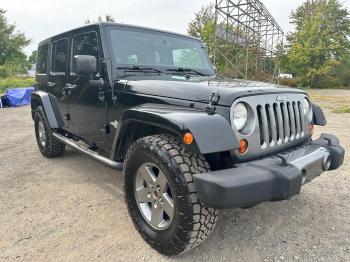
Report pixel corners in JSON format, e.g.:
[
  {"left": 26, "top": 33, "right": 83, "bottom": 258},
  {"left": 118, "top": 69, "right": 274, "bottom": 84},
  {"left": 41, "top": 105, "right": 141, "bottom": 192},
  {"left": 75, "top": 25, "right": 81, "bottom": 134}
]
[{"left": 67, "top": 29, "right": 109, "bottom": 150}]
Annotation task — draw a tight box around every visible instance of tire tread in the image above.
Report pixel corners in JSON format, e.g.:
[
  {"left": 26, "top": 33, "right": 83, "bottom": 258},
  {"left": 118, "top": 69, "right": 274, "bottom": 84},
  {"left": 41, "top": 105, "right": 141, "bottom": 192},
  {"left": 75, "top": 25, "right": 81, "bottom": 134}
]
[
  {"left": 34, "top": 106, "right": 65, "bottom": 158},
  {"left": 123, "top": 134, "right": 218, "bottom": 255}
]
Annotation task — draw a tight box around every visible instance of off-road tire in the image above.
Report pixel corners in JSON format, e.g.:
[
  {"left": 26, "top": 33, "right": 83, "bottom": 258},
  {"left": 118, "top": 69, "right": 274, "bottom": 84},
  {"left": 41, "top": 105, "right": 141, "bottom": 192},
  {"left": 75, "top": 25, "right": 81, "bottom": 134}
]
[
  {"left": 34, "top": 106, "right": 65, "bottom": 158},
  {"left": 123, "top": 134, "right": 218, "bottom": 256}
]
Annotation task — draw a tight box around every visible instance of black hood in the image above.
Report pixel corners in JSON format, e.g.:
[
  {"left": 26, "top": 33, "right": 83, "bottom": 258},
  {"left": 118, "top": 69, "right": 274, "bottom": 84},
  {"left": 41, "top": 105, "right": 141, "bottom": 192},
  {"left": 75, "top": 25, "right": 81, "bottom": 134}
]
[{"left": 121, "top": 76, "right": 306, "bottom": 107}]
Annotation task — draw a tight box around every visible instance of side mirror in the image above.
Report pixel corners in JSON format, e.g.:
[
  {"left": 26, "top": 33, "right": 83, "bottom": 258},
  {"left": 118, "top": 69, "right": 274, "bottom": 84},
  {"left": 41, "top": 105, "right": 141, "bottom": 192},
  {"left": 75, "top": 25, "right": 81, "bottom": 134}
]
[{"left": 74, "top": 55, "right": 97, "bottom": 75}]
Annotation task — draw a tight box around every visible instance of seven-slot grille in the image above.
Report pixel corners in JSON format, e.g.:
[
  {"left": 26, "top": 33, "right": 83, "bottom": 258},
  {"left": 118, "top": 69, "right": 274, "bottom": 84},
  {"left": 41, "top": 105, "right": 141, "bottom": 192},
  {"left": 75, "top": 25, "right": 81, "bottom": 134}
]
[{"left": 257, "top": 100, "right": 305, "bottom": 149}]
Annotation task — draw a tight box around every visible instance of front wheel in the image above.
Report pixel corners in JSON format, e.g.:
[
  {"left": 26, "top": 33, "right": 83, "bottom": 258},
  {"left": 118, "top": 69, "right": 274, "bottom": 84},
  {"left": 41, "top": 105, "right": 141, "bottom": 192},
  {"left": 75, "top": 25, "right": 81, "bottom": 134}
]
[{"left": 123, "top": 134, "right": 218, "bottom": 256}]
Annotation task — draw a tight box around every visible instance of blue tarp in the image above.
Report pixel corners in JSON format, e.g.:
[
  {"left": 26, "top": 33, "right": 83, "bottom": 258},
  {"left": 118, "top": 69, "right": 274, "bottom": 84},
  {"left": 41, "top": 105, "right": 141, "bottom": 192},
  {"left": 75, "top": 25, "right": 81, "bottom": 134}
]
[{"left": 0, "top": 87, "right": 35, "bottom": 108}]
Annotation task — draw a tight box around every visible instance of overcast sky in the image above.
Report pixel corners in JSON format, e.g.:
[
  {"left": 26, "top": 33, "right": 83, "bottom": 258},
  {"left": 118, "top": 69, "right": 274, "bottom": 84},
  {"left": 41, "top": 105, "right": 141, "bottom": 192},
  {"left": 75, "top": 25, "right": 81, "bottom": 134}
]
[{"left": 2, "top": 0, "right": 350, "bottom": 55}]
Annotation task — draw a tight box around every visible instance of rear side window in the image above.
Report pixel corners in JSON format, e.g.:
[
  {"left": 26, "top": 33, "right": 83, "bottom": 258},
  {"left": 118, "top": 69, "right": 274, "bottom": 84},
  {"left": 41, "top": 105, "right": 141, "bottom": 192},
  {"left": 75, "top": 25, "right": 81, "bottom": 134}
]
[
  {"left": 37, "top": 44, "right": 49, "bottom": 74},
  {"left": 72, "top": 32, "right": 99, "bottom": 72},
  {"left": 52, "top": 39, "right": 68, "bottom": 73}
]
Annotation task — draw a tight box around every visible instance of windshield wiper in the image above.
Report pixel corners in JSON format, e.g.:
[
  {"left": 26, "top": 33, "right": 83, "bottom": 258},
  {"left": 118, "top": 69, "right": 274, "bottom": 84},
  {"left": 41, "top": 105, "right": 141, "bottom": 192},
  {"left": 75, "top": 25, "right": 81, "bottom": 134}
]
[
  {"left": 165, "top": 67, "right": 207, "bottom": 76},
  {"left": 116, "top": 66, "right": 163, "bottom": 74}
]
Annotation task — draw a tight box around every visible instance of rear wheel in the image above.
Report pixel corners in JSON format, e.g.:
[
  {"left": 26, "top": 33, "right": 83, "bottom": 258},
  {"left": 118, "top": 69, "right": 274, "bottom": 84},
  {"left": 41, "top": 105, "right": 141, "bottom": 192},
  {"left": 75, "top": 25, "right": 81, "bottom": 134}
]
[
  {"left": 34, "top": 106, "right": 65, "bottom": 158},
  {"left": 123, "top": 134, "right": 218, "bottom": 256}
]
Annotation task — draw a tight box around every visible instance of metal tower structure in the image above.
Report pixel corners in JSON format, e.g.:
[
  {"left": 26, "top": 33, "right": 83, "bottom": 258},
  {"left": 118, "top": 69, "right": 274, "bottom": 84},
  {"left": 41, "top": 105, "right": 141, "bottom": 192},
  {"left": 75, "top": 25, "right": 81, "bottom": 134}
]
[{"left": 213, "top": 0, "right": 284, "bottom": 82}]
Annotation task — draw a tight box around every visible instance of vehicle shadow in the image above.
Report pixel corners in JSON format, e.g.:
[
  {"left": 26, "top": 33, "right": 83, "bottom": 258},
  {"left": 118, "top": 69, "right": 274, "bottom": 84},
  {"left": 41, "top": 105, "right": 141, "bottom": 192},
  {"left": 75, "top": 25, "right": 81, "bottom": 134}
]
[
  {"left": 55, "top": 149, "right": 334, "bottom": 262},
  {"left": 57, "top": 148, "right": 125, "bottom": 196},
  {"left": 174, "top": 196, "right": 313, "bottom": 262}
]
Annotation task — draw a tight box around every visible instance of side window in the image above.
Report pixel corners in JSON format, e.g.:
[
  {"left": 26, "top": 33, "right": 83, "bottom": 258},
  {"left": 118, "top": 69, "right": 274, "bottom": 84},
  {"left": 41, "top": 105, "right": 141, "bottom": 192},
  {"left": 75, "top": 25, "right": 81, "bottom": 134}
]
[
  {"left": 37, "top": 44, "right": 49, "bottom": 74},
  {"left": 52, "top": 39, "right": 68, "bottom": 73},
  {"left": 72, "top": 32, "right": 99, "bottom": 72}
]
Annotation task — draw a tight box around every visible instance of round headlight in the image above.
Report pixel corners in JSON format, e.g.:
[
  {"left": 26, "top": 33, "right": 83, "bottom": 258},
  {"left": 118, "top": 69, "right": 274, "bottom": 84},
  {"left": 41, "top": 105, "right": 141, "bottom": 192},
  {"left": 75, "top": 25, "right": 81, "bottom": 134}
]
[
  {"left": 233, "top": 103, "right": 248, "bottom": 131},
  {"left": 303, "top": 98, "right": 311, "bottom": 115}
]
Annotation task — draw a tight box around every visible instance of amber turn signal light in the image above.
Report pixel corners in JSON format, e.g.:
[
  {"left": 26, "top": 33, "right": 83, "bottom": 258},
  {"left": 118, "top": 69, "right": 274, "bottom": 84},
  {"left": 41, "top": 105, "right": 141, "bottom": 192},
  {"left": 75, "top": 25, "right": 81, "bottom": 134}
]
[
  {"left": 183, "top": 132, "right": 194, "bottom": 145},
  {"left": 239, "top": 139, "right": 248, "bottom": 155}
]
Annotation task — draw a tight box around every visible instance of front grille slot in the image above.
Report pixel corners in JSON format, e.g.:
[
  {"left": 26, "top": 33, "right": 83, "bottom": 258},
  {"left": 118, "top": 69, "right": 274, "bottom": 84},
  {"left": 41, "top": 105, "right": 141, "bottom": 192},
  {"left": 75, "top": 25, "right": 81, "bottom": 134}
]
[
  {"left": 257, "top": 105, "right": 269, "bottom": 146},
  {"left": 294, "top": 102, "right": 301, "bottom": 138},
  {"left": 274, "top": 103, "right": 283, "bottom": 142},
  {"left": 298, "top": 101, "right": 304, "bottom": 133},
  {"left": 257, "top": 100, "right": 305, "bottom": 149},
  {"left": 288, "top": 102, "right": 296, "bottom": 140}
]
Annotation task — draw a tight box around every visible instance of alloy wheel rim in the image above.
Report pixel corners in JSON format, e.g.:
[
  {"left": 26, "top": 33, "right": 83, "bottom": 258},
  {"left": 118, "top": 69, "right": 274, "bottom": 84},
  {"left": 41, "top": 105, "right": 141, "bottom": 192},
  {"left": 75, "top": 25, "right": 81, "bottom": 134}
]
[
  {"left": 134, "top": 162, "right": 174, "bottom": 230},
  {"left": 38, "top": 119, "right": 46, "bottom": 147}
]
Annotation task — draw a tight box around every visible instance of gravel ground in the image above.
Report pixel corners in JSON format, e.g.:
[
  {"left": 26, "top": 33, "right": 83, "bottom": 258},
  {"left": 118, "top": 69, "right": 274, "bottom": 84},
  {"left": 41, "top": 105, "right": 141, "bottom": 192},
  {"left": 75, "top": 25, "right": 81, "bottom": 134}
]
[{"left": 0, "top": 90, "right": 349, "bottom": 262}]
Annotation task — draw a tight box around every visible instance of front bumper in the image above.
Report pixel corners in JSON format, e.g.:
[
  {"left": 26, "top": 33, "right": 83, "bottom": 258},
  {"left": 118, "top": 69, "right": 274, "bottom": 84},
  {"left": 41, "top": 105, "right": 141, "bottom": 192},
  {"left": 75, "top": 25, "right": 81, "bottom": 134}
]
[{"left": 193, "top": 133, "right": 345, "bottom": 209}]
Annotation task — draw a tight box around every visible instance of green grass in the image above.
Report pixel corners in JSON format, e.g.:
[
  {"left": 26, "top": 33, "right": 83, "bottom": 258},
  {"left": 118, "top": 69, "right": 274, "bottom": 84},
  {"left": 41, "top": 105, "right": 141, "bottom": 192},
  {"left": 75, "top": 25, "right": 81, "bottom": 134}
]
[
  {"left": 308, "top": 90, "right": 350, "bottom": 111},
  {"left": 332, "top": 105, "right": 350, "bottom": 114},
  {"left": 0, "top": 86, "right": 9, "bottom": 95},
  {"left": 0, "top": 77, "right": 35, "bottom": 95}
]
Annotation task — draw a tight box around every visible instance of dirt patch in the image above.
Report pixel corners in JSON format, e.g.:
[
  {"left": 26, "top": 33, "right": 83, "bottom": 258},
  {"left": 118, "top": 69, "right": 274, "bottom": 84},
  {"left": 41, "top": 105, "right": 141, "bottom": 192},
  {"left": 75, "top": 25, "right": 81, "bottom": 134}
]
[
  {"left": 0, "top": 90, "right": 349, "bottom": 261},
  {"left": 308, "top": 89, "right": 350, "bottom": 113}
]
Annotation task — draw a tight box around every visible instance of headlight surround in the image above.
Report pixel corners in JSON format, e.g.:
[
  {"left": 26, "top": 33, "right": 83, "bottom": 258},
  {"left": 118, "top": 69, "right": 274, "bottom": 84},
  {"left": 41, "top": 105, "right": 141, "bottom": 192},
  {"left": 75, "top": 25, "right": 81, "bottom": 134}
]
[
  {"left": 233, "top": 102, "right": 248, "bottom": 131},
  {"left": 303, "top": 98, "right": 311, "bottom": 115},
  {"left": 303, "top": 97, "right": 313, "bottom": 122}
]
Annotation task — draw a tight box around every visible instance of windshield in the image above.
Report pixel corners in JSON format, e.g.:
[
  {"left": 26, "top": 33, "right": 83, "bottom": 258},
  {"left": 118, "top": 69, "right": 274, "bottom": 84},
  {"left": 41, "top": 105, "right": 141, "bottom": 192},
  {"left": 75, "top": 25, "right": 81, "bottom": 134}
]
[{"left": 107, "top": 26, "right": 214, "bottom": 76}]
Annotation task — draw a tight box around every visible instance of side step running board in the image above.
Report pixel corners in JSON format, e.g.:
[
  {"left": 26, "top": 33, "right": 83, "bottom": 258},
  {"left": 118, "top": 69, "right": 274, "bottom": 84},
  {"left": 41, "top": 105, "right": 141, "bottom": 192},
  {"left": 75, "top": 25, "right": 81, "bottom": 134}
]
[{"left": 53, "top": 133, "right": 123, "bottom": 171}]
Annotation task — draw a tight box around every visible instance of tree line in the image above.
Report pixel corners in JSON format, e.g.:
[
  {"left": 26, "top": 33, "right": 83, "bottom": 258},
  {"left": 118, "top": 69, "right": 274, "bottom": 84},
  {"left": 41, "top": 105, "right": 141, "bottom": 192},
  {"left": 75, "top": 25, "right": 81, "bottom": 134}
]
[
  {"left": 0, "top": 9, "right": 32, "bottom": 78},
  {"left": 188, "top": 0, "right": 350, "bottom": 88},
  {"left": 0, "top": 11, "right": 114, "bottom": 79},
  {"left": 1, "top": 1, "right": 350, "bottom": 88}
]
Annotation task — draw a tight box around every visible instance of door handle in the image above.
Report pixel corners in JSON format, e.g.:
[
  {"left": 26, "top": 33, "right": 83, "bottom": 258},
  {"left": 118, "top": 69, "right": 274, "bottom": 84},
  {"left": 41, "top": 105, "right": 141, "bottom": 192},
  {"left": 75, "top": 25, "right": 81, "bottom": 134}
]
[
  {"left": 47, "top": 82, "right": 56, "bottom": 87},
  {"left": 63, "top": 84, "right": 77, "bottom": 95},
  {"left": 66, "top": 84, "right": 77, "bottom": 90}
]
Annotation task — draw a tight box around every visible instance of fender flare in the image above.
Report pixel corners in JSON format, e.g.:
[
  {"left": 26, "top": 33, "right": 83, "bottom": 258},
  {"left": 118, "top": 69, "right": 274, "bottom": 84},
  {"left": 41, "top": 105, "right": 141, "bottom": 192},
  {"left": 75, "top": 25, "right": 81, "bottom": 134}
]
[
  {"left": 31, "top": 91, "right": 64, "bottom": 128},
  {"left": 111, "top": 104, "right": 239, "bottom": 160},
  {"left": 312, "top": 103, "right": 327, "bottom": 126}
]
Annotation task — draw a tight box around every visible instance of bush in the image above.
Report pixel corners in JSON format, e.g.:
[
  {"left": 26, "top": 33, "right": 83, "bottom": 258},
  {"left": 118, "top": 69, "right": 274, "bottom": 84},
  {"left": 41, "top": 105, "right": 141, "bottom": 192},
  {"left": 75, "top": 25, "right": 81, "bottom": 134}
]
[
  {"left": 278, "top": 76, "right": 350, "bottom": 89},
  {"left": 312, "top": 76, "right": 343, "bottom": 89},
  {"left": 0, "top": 62, "right": 30, "bottom": 78},
  {"left": 278, "top": 78, "right": 299, "bottom": 87},
  {"left": 0, "top": 77, "right": 35, "bottom": 94}
]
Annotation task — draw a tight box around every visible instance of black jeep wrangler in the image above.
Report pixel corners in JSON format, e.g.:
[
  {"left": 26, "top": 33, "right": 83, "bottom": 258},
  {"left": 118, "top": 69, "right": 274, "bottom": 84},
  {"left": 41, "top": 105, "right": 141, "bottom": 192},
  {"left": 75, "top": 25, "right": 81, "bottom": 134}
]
[{"left": 31, "top": 23, "right": 344, "bottom": 256}]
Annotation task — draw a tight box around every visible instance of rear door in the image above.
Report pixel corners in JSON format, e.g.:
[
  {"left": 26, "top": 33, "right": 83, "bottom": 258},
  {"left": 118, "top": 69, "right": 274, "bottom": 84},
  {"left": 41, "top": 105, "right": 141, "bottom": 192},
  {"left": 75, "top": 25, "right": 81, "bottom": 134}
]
[
  {"left": 36, "top": 43, "right": 50, "bottom": 92},
  {"left": 48, "top": 37, "right": 70, "bottom": 128}
]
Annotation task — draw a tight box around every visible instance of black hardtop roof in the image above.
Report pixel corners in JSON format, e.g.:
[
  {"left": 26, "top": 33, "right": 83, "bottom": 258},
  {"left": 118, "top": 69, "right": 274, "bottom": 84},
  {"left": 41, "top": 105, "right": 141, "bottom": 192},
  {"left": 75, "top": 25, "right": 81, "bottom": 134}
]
[{"left": 38, "top": 22, "right": 200, "bottom": 46}]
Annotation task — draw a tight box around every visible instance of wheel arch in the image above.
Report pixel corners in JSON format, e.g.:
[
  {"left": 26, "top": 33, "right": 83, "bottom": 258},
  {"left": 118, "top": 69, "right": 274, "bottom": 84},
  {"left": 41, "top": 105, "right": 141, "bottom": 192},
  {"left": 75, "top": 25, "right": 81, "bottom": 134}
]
[
  {"left": 111, "top": 119, "right": 184, "bottom": 162},
  {"left": 31, "top": 91, "right": 64, "bottom": 129},
  {"left": 111, "top": 104, "right": 240, "bottom": 161},
  {"left": 312, "top": 102, "right": 327, "bottom": 126}
]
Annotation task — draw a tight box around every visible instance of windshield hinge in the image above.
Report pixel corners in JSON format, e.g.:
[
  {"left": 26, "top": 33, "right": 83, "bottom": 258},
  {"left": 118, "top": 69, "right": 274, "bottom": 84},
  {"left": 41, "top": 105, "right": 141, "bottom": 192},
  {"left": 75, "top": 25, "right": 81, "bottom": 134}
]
[{"left": 206, "top": 90, "right": 220, "bottom": 112}]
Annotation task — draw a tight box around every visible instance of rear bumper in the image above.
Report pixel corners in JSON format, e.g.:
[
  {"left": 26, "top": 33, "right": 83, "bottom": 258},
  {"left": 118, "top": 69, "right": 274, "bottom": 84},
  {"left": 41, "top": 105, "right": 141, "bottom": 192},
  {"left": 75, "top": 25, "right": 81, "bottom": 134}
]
[{"left": 193, "top": 133, "right": 345, "bottom": 209}]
